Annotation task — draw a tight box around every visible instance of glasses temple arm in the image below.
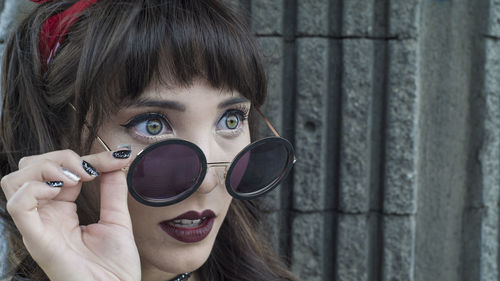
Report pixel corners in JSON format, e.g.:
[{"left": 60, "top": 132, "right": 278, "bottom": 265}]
[
  {"left": 69, "top": 103, "right": 112, "bottom": 152},
  {"left": 255, "top": 107, "right": 281, "bottom": 137},
  {"left": 255, "top": 107, "right": 297, "bottom": 164},
  {"left": 96, "top": 135, "right": 112, "bottom": 152}
]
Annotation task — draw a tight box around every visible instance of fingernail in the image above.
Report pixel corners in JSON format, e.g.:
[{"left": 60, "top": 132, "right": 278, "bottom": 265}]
[
  {"left": 112, "top": 150, "right": 131, "bottom": 159},
  {"left": 117, "top": 144, "right": 131, "bottom": 150},
  {"left": 61, "top": 168, "right": 81, "bottom": 182},
  {"left": 46, "top": 181, "right": 64, "bottom": 188},
  {"left": 82, "top": 160, "right": 99, "bottom": 176}
]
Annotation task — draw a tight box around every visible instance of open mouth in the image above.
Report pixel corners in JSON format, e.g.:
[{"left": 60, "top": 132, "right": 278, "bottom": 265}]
[
  {"left": 168, "top": 217, "right": 208, "bottom": 228},
  {"left": 159, "top": 209, "right": 216, "bottom": 243}
]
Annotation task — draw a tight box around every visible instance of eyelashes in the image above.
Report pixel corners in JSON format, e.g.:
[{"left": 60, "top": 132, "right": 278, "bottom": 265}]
[{"left": 230, "top": 104, "right": 250, "bottom": 120}]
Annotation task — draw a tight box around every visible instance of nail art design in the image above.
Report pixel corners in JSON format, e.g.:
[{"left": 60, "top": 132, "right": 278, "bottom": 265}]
[
  {"left": 82, "top": 160, "right": 99, "bottom": 176},
  {"left": 61, "top": 168, "right": 81, "bottom": 182},
  {"left": 46, "top": 181, "right": 64, "bottom": 188},
  {"left": 112, "top": 150, "right": 132, "bottom": 159}
]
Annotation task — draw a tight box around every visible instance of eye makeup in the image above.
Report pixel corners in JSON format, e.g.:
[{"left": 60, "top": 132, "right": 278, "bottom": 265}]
[
  {"left": 120, "top": 112, "right": 173, "bottom": 142},
  {"left": 215, "top": 110, "right": 247, "bottom": 137},
  {"left": 118, "top": 102, "right": 251, "bottom": 143}
]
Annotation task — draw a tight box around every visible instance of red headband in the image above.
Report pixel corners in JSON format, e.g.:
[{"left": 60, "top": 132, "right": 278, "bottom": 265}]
[{"left": 31, "top": 0, "right": 98, "bottom": 71}]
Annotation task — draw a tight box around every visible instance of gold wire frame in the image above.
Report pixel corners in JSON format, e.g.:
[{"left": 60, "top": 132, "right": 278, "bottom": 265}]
[
  {"left": 255, "top": 107, "right": 297, "bottom": 164},
  {"left": 69, "top": 103, "right": 112, "bottom": 152}
]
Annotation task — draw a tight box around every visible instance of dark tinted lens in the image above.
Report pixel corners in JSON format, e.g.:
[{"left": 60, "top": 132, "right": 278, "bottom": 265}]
[
  {"left": 131, "top": 143, "right": 202, "bottom": 202},
  {"left": 229, "top": 139, "right": 290, "bottom": 196}
]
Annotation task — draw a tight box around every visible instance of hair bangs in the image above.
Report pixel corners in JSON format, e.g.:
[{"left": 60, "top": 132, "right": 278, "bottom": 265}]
[{"left": 117, "top": 0, "right": 267, "bottom": 107}]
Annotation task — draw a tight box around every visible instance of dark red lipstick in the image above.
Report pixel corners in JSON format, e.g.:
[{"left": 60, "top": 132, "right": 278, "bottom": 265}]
[{"left": 159, "top": 210, "right": 216, "bottom": 243}]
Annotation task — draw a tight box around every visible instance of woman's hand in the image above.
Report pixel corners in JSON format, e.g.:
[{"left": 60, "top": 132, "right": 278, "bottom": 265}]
[{"left": 0, "top": 149, "right": 141, "bottom": 281}]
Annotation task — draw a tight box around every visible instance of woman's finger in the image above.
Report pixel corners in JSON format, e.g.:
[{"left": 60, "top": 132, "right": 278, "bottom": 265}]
[
  {"left": 50, "top": 148, "right": 132, "bottom": 205},
  {"left": 77, "top": 147, "right": 133, "bottom": 228},
  {"left": 18, "top": 149, "right": 113, "bottom": 182},
  {"left": 11, "top": 146, "right": 132, "bottom": 187},
  {"left": 98, "top": 170, "right": 132, "bottom": 230},
  {"left": 1, "top": 160, "right": 80, "bottom": 200},
  {"left": 18, "top": 149, "right": 81, "bottom": 170},
  {"left": 80, "top": 146, "right": 133, "bottom": 175},
  {"left": 6, "top": 181, "right": 62, "bottom": 242}
]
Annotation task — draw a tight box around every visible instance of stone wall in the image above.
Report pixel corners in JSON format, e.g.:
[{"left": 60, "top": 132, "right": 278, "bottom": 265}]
[
  {"left": 228, "top": 0, "right": 500, "bottom": 280},
  {"left": 1, "top": 0, "right": 500, "bottom": 280}
]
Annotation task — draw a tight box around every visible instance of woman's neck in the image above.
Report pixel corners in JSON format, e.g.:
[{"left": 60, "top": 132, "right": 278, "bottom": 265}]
[{"left": 140, "top": 266, "right": 199, "bottom": 281}]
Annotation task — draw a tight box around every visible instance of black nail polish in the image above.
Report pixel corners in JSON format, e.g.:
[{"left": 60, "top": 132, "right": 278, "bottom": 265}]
[
  {"left": 112, "top": 149, "right": 132, "bottom": 159},
  {"left": 82, "top": 160, "right": 99, "bottom": 176},
  {"left": 46, "top": 181, "right": 64, "bottom": 188}
]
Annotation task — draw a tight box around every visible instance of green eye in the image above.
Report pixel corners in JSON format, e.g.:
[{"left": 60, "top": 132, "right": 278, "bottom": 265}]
[
  {"left": 121, "top": 113, "right": 172, "bottom": 139},
  {"left": 225, "top": 114, "right": 239, "bottom": 129},
  {"left": 146, "top": 119, "right": 163, "bottom": 135},
  {"left": 216, "top": 109, "right": 247, "bottom": 132}
]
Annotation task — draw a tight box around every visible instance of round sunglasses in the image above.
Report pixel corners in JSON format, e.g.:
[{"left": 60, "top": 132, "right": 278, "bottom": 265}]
[{"left": 92, "top": 108, "right": 296, "bottom": 207}]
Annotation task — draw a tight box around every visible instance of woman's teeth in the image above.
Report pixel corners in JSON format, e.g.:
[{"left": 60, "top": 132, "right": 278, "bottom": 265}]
[{"left": 169, "top": 217, "right": 206, "bottom": 228}]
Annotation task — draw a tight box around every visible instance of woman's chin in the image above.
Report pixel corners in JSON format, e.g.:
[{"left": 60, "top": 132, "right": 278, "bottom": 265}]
[{"left": 138, "top": 238, "right": 213, "bottom": 278}]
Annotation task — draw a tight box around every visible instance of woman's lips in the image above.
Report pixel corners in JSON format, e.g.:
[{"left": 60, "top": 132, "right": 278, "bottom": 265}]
[{"left": 159, "top": 210, "right": 216, "bottom": 243}]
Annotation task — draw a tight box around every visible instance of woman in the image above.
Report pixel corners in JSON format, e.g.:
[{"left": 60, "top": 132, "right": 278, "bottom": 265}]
[{"left": 0, "top": 0, "right": 297, "bottom": 280}]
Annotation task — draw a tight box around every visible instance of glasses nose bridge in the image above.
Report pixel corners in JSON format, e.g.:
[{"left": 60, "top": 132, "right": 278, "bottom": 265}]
[
  {"left": 206, "top": 161, "right": 231, "bottom": 185},
  {"left": 207, "top": 161, "right": 231, "bottom": 170}
]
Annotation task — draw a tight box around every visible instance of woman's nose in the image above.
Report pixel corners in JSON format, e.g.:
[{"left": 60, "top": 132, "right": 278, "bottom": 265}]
[
  {"left": 196, "top": 166, "right": 225, "bottom": 194},
  {"left": 194, "top": 141, "right": 226, "bottom": 194}
]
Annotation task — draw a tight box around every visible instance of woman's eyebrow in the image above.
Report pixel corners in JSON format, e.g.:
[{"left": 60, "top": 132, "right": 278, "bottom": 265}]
[
  {"left": 126, "top": 97, "right": 249, "bottom": 111},
  {"left": 129, "top": 98, "right": 186, "bottom": 112},
  {"left": 217, "top": 97, "right": 250, "bottom": 109}
]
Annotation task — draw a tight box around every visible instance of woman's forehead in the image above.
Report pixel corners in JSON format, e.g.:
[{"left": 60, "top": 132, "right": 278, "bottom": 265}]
[{"left": 141, "top": 81, "right": 248, "bottom": 103}]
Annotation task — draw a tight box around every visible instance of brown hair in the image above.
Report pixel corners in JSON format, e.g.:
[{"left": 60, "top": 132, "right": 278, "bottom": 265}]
[{"left": 0, "top": 0, "right": 296, "bottom": 280}]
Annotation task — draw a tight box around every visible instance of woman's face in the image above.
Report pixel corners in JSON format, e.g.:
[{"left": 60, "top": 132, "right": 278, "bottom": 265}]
[{"left": 86, "top": 80, "right": 251, "bottom": 280}]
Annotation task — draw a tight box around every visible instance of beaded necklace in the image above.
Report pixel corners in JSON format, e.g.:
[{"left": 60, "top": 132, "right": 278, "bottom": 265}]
[{"left": 169, "top": 272, "right": 191, "bottom": 281}]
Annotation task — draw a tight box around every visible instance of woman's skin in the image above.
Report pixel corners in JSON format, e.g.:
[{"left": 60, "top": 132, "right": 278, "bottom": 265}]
[{"left": 1, "top": 79, "right": 251, "bottom": 281}]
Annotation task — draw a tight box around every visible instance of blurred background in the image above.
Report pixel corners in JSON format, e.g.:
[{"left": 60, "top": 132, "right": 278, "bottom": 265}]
[{"left": 1, "top": 0, "right": 500, "bottom": 280}]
